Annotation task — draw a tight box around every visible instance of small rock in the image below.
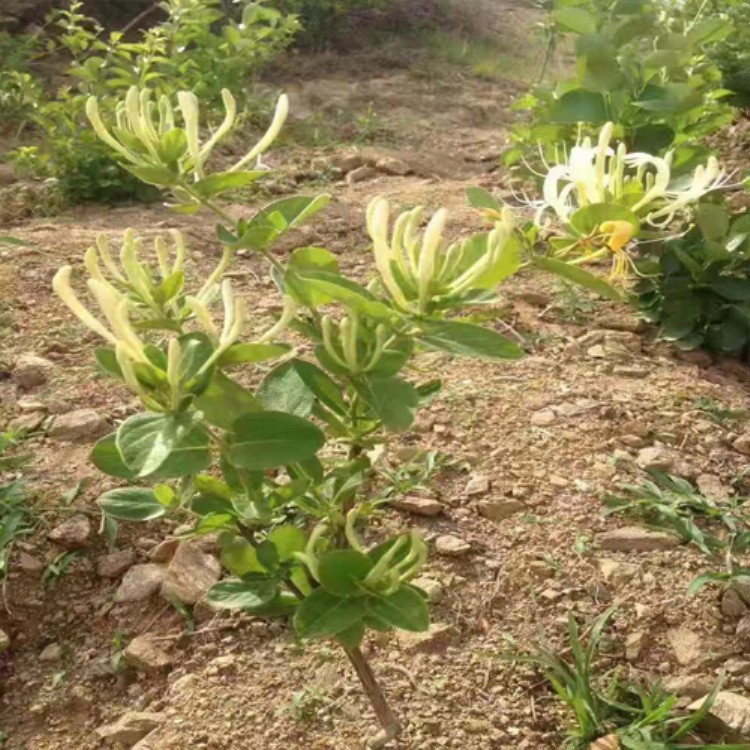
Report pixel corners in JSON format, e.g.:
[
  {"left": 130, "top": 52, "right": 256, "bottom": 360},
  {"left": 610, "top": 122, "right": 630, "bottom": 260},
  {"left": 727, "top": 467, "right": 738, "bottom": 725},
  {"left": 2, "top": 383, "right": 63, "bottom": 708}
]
[
  {"left": 688, "top": 691, "right": 750, "bottom": 741},
  {"left": 549, "top": 474, "right": 569, "bottom": 488},
  {"left": 12, "top": 353, "right": 55, "bottom": 389},
  {"left": 516, "top": 291, "right": 550, "bottom": 307},
  {"left": 613, "top": 366, "right": 649, "bottom": 378},
  {"left": 411, "top": 577, "right": 443, "bottom": 602},
  {"left": 666, "top": 627, "right": 728, "bottom": 667},
  {"left": 95, "top": 711, "right": 165, "bottom": 747},
  {"left": 193, "top": 595, "right": 224, "bottom": 624},
  {"left": 397, "top": 623, "right": 457, "bottom": 652},
  {"left": 391, "top": 496, "right": 443, "bottom": 517},
  {"left": 726, "top": 658, "right": 750, "bottom": 675},
  {"left": 722, "top": 588, "right": 748, "bottom": 619},
  {"left": 39, "top": 643, "right": 63, "bottom": 662},
  {"left": 696, "top": 474, "right": 727, "bottom": 501},
  {"left": 597, "top": 527, "right": 679, "bottom": 552},
  {"left": 346, "top": 165, "right": 378, "bottom": 184},
  {"left": 478, "top": 499, "right": 525, "bottom": 522},
  {"left": 48, "top": 409, "right": 108, "bottom": 443},
  {"left": 97, "top": 549, "right": 136, "bottom": 579},
  {"left": 11, "top": 412, "right": 45, "bottom": 432},
  {"left": 0, "top": 164, "right": 17, "bottom": 185},
  {"left": 597, "top": 313, "right": 646, "bottom": 333},
  {"left": 737, "top": 615, "right": 750, "bottom": 640},
  {"left": 48, "top": 515, "right": 90, "bottom": 550},
  {"left": 162, "top": 542, "right": 221, "bottom": 605},
  {"left": 625, "top": 631, "right": 648, "bottom": 661},
  {"left": 604, "top": 330, "right": 642, "bottom": 353},
  {"left": 530, "top": 408, "right": 556, "bottom": 427},
  {"left": 114, "top": 564, "right": 166, "bottom": 603},
  {"left": 587, "top": 344, "right": 607, "bottom": 358},
  {"left": 375, "top": 156, "right": 411, "bottom": 176},
  {"left": 329, "top": 153, "right": 364, "bottom": 173},
  {"left": 0, "top": 629, "right": 9, "bottom": 653},
  {"left": 732, "top": 577, "right": 750, "bottom": 606},
  {"left": 148, "top": 538, "right": 179, "bottom": 563},
  {"left": 733, "top": 434, "right": 750, "bottom": 456},
  {"left": 124, "top": 635, "right": 173, "bottom": 673},
  {"left": 16, "top": 551, "right": 43, "bottom": 572},
  {"left": 16, "top": 398, "right": 46, "bottom": 412},
  {"left": 636, "top": 445, "right": 673, "bottom": 472},
  {"left": 465, "top": 473, "right": 490, "bottom": 496},
  {"left": 597, "top": 558, "right": 638, "bottom": 586},
  {"left": 664, "top": 674, "right": 715, "bottom": 699},
  {"left": 435, "top": 535, "right": 471, "bottom": 557}
]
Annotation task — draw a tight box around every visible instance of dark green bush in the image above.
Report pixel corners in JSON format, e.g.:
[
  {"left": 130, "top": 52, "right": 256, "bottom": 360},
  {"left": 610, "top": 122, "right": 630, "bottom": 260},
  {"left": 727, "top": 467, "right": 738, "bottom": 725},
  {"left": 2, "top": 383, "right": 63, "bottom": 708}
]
[{"left": 636, "top": 204, "right": 750, "bottom": 358}]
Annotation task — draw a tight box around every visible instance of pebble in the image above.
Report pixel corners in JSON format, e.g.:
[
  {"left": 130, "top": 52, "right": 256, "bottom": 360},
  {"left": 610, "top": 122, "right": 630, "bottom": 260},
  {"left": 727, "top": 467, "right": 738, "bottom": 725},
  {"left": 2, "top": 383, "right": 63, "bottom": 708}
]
[
  {"left": 435, "top": 535, "right": 471, "bottom": 557},
  {"left": 95, "top": 711, "right": 165, "bottom": 746},
  {"left": 162, "top": 542, "right": 221, "bottom": 605},
  {"left": 0, "top": 629, "right": 9, "bottom": 653},
  {"left": 48, "top": 515, "right": 90, "bottom": 550},
  {"left": 12, "top": 353, "right": 55, "bottom": 389},
  {"left": 664, "top": 674, "right": 715, "bottom": 699},
  {"left": 625, "top": 631, "right": 648, "bottom": 661},
  {"left": 635, "top": 445, "right": 673, "bottom": 471},
  {"left": 97, "top": 549, "right": 136, "bottom": 579},
  {"left": 530, "top": 408, "right": 556, "bottom": 427},
  {"left": 114, "top": 564, "right": 166, "bottom": 603},
  {"left": 688, "top": 691, "right": 750, "bottom": 740},
  {"left": 124, "top": 635, "right": 173, "bottom": 673},
  {"left": 478, "top": 499, "right": 525, "bottom": 522},
  {"left": 596, "top": 527, "right": 679, "bottom": 551},
  {"left": 733, "top": 434, "right": 750, "bottom": 456},
  {"left": 391, "top": 496, "right": 444, "bottom": 516},
  {"left": 48, "top": 409, "right": 108, "bottom": 443},
  {"left": 346, "top": 165, "right": 378, "bottom": 183},
  {"left": 465, "top": 473, "right": 490, "bottom": 496},
  {"left": 39, "top": 643, "right": 63, "bottom": 662},
  {"left": 411, "top": 577, "right": 443, "bottom": 602},
  {"left": 721, "top": 589, "right": 748, "bottom": 619}
]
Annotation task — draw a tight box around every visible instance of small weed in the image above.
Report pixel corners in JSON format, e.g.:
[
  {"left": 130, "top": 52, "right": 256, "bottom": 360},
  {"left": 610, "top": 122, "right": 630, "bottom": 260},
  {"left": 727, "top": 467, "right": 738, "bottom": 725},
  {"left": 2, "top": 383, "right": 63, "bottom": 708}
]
[
  {"left": 512, "top": 609, "right": 729, "bottom": 749},
  {"left": 547, "top": 279, "right": 598, "bottom": 324},
  {"left": 41, "top": 551, "right": 79, "bottom": 588},
  {"left": 0, "top": 478, "right": 33, "bottom": 580},
  {"left": 376, "top": 449, "right": 444, "bottom": 502},
  {"left": 693, "top": 397, "right": 746, "bottom": 427},
  {"left": 281, "top": 687, "right": 330, "bottom": 723}
]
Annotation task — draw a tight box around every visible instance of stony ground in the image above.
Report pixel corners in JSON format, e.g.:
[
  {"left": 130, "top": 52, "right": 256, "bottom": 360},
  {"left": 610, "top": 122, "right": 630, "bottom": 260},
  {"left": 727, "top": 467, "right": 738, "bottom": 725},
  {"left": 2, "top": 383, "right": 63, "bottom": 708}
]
[{"left": 2, "top": 3, "right": 750, "bottom": 749}]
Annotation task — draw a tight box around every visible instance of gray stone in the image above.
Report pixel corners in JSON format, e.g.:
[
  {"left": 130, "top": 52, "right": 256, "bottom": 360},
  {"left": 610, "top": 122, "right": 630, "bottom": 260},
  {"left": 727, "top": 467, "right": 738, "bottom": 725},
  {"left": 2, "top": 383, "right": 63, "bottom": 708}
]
[
  {"left": 411, "top": 577, "right": 443, "bottom": 602},
  {"left": 625, "top": 631, "right": 648, "bottom": 661},
  {"left": 597, "top": 558, "right": 638, "bottom": 586},
  {"left": 329, "top": 152, "right": 364, "bottom": 173},
  {"left": 375, "top": 156, "right": 411, "bottom": 176},
  {"left": 696, "top": 473, "right": 727, "bottom": 501},
  {"left": 732, "top": 577, "right": 750, "bottom": 606},
  {"left": 97, "top": 549, "right": 136, "bottom": 579},
  {"left": 530, "top": 408, "right": 556, "bottom": 427},
  {"left": 162, "top": 542, "right": 220, "bottom": 605},
  {"left": 667, "top": 627, "right": 728, "bottom": 667},
  {"left": 11, "top": 412, "right": 45, "bottom": 432},
  {"left": 397, "top": 623, "right": 457, "bottom": 651},
  {"left": 48, "top": 409, "right": 108, "bottom": 443},
  {"left": 737, "top": 615, "right": 750, "bottom": 640},
  {"left": 597, "top": 527, "right": 679, "bottom": 552},
  {"left": 39, "top": 643, "right": 63, "bottom": 662},
  {"left": 613, "top": 366, "right": 649, "bottom": 378},
  {"left": 114, "top": 564, "right": 166, "bottom": 603},
  {"left": 13, "top": 353, "right": 54, "bottom": 389},
  {"left": 148, "top": 538, "right": 179, "bottom": 563},
  {"left": 48, "top": 515, "right": 90, "bottom": 549},
  {"left": 0, "top": 629, "right": 9, "bottom": 653},
  {"left": 124, "top": 635, "right": 172, "bottom": 673},
  {"left": 688, "top": 691, "right": 750, "bottom": 741},
  {"left": 95, "top": 711, "right": 165, "bottom": 746},
  {"left": 465, "top": 473, "right": 490, "bottom": 496},
  {"left": 346, "top": 165, "right": 378, "bottom": 184},
  {"left": 733, "top": 434, "right": 750, "bottom": 456},
  {"left": 663, "top": 674, "right": 715, "bottom": 699},
  {"left": 478, "top": 499, "right": 525, "bottom": 522},
  {"left": 16, "top": 552, "right": 43, "bottom": 573},
  {"left": 435, "top": 535, "right": 471, "bottom": 557},
  {"left": 721, "top": 588, "right": 748, "bottom": 619},
  {"left": 726, "top": 658, "right": 750, "bottom": 675},
  {"left": 391, "top": 496, "right": 444, "bottom": 517},
  {"left": 636, "top": 445, "right": 673, "bottom": 472}
]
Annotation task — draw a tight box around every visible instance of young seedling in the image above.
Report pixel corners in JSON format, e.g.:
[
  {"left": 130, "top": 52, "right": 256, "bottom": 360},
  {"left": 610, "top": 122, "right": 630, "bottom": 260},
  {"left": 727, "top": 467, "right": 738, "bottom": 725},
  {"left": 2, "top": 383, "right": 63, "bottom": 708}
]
[{"left": 53, "top": 83, "right": 527, "bottom": 744}]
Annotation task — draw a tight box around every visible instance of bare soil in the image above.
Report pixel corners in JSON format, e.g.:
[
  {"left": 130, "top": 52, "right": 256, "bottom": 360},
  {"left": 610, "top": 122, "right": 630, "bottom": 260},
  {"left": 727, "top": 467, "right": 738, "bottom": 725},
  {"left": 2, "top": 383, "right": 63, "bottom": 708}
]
[{"left": 2, "top": 3, "right": 750, "bottom": 749}]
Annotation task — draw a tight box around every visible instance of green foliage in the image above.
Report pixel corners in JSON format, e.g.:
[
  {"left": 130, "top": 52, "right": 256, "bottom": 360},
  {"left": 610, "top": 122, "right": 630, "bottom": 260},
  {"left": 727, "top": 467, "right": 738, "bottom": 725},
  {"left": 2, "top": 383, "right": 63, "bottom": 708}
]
[
  {"left": 636, "top": 205, "right": 750, "bottom": 358},
  {"left": 269, "top": 0, "right": 391, "bottom": 48},
  {"left": 516, "top": 609, "right": 737, "bottom": 749},
  {"left": 1, "top": 0, "right": 297, "bottom": 205},
  {"left": 506, "top": 0, "right": 734, "bottom": 168}
]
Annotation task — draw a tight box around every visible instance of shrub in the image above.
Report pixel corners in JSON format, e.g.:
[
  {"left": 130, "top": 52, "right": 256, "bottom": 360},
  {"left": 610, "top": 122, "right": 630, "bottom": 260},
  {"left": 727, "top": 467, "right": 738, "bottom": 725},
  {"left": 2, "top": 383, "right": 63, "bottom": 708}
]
[
  {"left": 53, "top": 82, "right": 527, "bottom": 744},
  {"left": 636, "top": 203, "right": 750, "bottom": 357},
  {"left": 505, "top": 0, "right": 735, "bottom": 170},
  {"left": 2, "top": 0, "right": 297, "bottom": 205}
]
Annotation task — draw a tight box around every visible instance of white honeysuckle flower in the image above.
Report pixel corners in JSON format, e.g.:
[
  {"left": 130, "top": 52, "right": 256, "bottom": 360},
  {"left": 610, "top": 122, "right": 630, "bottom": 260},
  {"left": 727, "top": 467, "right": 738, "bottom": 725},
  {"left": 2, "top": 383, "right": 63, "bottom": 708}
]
[
  {"left": 536, "top": 122, "right": 730, "bottom": 231},
  {"left": 367, "top": 197, "right": 518, "bottom": 313},
  {"left": 256, "top": 296, "right": 299, "bottom": 344},
  {"left": 86, "top": 86, "right": 288, "bottom": 185},
  {"left": 184, "top": 295, "right": 221, "bottom": 342}
]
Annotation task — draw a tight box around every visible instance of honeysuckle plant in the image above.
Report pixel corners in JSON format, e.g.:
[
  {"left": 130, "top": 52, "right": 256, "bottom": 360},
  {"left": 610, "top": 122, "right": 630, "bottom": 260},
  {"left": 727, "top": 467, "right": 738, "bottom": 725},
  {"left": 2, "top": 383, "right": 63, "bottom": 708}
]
[
  {"left": 54, "top": 84, "right": 528, "bottom": 746},
  {"left": 468, "top": 122, "right": 733, "bottom": 286}
]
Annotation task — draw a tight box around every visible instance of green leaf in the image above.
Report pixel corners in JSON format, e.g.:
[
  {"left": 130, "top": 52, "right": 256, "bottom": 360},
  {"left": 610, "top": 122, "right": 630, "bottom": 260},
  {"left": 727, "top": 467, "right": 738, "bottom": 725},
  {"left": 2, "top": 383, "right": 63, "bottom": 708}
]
[
  {"left": 126, "top": 164, "right": 179, "bottom": 186},
  {"left": 286, "top": 246, "right": 341, "bottom": 306},
  {"left": 94, "top": 347, "right": 123, "bottom": 378},
  {"left": 416, "top": 319, "right": 524, "bottom": 359},
  {"left": 116, "top": 413, "right": 211, "bottom": 478},
  {"left": 465, "top": 187, "right": 502, "bottom": 214},
  {"left": 217, "top": 342, "right": 290, "bottom": 366},
  {"left": 554, "top": 6, "right": 597, "bottom": 35},
  {"left": 191, "top": 170, "right": 265, "bottom": 198},
  {"left": 353, "top": 376, "right": 419, "bottom": 432},
  {"left": 267, "top": 525, "right": 306, "bottom": 561},
  {"left": 97, "top": 487, "right": 166, "bottom": 521},
  {"left": 697, "top": 203, "right": 730, "bottom": 246},
  {"left": 336, "top": 620, "right": 366, "bottom": 649},
  {"left": 319, "top": 549, "right": 374, "bottom": 597},
  {"left": 569, "top": 203, "right": 639, "bottom": 236},
  {"left": 288, "top": 359, "right": 347, "bottom": 416},
  {"left": 221, "top": 537, "right": 265, "bottom": 576},
  {"left": 195, "top": 371, "right": 261, "bottom": 430},
  {"left": 290, "top": 270, "right": 394, "bottom": 320},
  {"left": 228, "top": 411, "right": 325, "bottom": 470},
  {"left": 532, "top": 257, "right": 623, "bottom": 301},
  {"left": 366, "top": 585, "right": 429, "bottom": 632},
  {"left": 709, "top": 279, "right": 750, "bottom": 301},
  {"left": 237, "top": 195, "right": 331, "bottom": 250},
  {"left": 206, "top": 576, "right": 279, "bottom": 611},
  {"left": 0, "top": 235, "right": 28, "bottom": 247},
  {"left": 257, "top": 361, "right": 315, "bottom": 417},
  {"left": 91, "top": 434, "right": 137, "bottom": 479},
  {"left": 294, "top": 588, "right": 367, "bottom": 640},
  {"left": 548, "top": 90, "right": 609, "bottom": 124}
]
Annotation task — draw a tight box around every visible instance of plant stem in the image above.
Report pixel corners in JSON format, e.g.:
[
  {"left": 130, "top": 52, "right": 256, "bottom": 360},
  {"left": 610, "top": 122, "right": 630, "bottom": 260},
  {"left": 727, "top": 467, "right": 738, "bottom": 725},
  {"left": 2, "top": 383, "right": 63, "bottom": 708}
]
[{"left": 343, "top": 646, "right": 401, "bottom": 749}]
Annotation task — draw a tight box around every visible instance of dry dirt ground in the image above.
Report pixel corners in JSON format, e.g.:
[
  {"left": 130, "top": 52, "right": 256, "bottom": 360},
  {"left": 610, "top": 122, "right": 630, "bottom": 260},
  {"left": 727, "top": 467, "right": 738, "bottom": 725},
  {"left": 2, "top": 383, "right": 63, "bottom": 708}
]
[{"left": 2, "top": 3, "right": 750, "bottom": 749}]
